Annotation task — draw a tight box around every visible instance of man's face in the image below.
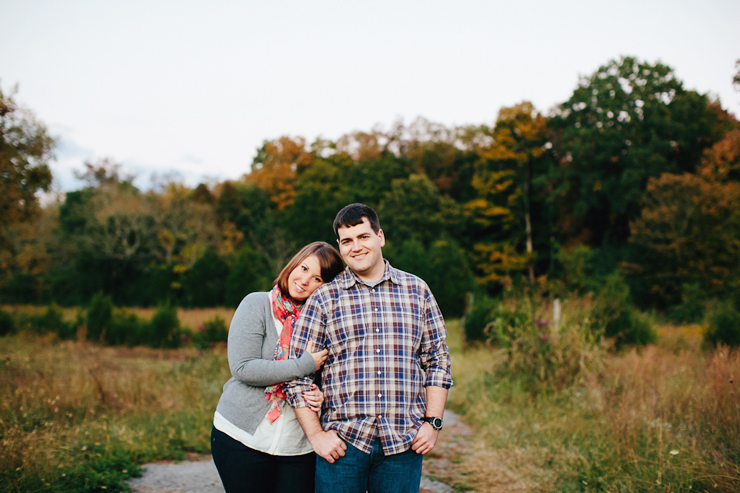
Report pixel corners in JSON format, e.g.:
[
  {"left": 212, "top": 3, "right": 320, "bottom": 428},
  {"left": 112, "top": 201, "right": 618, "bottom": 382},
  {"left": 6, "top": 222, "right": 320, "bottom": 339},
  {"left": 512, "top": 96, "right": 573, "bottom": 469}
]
[{"left": 337, "top": 217, "right": 386, "bottom": 282}]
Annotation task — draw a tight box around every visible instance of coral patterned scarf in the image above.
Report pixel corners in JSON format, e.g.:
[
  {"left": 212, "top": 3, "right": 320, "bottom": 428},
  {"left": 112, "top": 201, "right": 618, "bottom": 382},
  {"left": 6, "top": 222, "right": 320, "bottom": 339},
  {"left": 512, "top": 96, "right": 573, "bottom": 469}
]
[{"left": 264, "top": 286, "right": 303, "bottom": 422}]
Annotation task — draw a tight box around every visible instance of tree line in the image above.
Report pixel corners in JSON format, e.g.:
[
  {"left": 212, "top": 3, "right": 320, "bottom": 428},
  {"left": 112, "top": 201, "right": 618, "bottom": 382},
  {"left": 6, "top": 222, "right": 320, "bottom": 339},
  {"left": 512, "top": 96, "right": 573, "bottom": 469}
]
[{"left": 2, "top": 55, "right": 739, "bottom": 319}]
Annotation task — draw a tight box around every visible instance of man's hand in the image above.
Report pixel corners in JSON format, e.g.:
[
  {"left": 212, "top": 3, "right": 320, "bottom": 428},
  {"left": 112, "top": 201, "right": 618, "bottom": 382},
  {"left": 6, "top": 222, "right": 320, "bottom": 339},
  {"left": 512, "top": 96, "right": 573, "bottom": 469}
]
[
  {"left": 309, "top": 429, "right": 347, "bottom": 463},
  {"left": 411, "top": 422, "right": 439, "bottom": 455}
]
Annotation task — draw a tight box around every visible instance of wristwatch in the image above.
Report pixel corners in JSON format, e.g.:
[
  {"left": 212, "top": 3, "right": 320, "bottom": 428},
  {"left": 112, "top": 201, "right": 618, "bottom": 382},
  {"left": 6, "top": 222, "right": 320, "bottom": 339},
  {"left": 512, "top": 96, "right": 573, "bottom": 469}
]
[{"left": 422, "top": 416, "right": 443, "bottom": 431}]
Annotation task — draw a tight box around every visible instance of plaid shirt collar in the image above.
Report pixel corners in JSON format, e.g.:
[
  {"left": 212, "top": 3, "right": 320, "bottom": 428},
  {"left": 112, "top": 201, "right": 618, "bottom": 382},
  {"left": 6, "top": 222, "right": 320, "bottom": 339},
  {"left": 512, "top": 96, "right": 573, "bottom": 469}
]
[{"left": 337, "top": 259, "right": 405, "bottom": 290}]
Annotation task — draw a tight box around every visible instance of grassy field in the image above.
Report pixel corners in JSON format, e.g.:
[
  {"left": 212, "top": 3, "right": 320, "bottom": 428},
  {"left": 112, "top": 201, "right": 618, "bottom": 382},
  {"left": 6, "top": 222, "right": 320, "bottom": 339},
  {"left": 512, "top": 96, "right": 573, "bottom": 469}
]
[
  {"left": 2, "top": 310, "right": 738, "bottom": 492},
  {"left": 1, "top": 334, "right": 229, "bottom": 492},
  {"left": 447, "top": 320, "right": 740, "bottom": 492}
]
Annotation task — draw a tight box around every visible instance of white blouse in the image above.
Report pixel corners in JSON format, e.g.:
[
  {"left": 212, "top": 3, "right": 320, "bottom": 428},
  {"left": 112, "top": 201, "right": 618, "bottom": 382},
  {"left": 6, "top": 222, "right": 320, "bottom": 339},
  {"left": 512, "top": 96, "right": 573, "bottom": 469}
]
[{"left": 213, "top": 310, "right": 314, "bottom": 456}]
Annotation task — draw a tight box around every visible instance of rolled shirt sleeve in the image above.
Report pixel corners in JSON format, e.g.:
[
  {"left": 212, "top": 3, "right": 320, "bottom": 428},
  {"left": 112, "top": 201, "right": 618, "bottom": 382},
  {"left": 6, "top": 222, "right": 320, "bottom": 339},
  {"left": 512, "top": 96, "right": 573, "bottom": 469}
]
[
  {"left": 284, "top": 293, "right": 327, "bottom": 408},
  {"left": 418, "top": 290, "right": 453, "bottom": 389}
]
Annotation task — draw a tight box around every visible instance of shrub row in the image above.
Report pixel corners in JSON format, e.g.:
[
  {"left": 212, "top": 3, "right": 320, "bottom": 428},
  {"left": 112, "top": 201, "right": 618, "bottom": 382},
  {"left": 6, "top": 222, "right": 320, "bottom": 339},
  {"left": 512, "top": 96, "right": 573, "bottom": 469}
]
[{"left": 0, "top": 294, "right": 230, "bottom": 349}]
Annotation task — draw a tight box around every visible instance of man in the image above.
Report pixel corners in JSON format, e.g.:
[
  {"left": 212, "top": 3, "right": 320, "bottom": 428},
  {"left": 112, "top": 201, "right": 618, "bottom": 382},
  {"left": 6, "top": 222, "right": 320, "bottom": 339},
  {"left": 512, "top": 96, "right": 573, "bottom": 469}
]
[{"left": 285, "top": 203, "right": 453, "bottom": 493}]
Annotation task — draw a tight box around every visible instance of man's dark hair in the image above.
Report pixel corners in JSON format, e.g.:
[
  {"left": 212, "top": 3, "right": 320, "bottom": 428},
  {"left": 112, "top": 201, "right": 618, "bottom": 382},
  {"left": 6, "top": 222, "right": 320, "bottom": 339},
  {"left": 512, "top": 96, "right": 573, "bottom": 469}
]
[{"left": 333, "top": 203, "right": 381, "bottom": 237}]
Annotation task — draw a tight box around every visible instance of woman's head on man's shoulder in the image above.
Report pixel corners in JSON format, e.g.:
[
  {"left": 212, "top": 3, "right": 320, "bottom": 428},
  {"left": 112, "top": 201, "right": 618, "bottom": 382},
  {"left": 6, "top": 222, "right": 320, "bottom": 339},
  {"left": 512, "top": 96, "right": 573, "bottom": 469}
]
[{"left": 274, "top": 242, "right": 344, "bottom": 303}]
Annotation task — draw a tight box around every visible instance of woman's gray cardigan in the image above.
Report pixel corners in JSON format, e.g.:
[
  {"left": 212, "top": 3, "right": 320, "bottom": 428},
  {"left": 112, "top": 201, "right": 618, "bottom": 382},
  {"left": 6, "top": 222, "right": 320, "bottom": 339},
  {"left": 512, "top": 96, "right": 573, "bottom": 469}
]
[{"left": 214, "top": 292, "right": 316, "bottom": 434}]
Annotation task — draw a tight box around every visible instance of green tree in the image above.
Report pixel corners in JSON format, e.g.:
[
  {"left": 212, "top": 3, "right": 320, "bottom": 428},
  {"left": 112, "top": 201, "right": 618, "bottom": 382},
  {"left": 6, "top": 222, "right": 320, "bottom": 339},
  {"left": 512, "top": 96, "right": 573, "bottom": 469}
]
[
  {"left": 0, "top": 86, "right": 54, "bottom": 235},
  {"left": 550, "top": 56, "right": 727, "bottom": 250},
  {"left": 379, "top": 173, "right": 464, "bottom": 247},
  {"left": 225, "top": 244, "right": 271, "bottom": 307}
]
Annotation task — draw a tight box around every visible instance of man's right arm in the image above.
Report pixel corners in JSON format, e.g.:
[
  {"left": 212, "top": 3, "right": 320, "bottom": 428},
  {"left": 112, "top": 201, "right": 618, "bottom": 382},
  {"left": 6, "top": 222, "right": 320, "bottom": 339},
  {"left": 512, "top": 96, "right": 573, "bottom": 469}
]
[{"left": 294, "top": 407, "right": 347, "bottom": 463}]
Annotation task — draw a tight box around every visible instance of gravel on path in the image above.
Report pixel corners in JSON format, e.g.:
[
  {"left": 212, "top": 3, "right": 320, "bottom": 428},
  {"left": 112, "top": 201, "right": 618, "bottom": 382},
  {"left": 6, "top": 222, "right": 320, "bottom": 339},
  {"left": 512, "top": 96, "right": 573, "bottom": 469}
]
[{"left": 126, "top": 410, "right": 465, "bottom": 493}]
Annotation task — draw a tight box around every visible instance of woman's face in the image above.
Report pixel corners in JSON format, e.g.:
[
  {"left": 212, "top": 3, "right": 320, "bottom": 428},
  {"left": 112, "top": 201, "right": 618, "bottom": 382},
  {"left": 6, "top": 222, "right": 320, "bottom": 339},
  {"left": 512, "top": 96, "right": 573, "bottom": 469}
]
[{"left": 287, "top": 254, "right": 325, "bottom": 302}]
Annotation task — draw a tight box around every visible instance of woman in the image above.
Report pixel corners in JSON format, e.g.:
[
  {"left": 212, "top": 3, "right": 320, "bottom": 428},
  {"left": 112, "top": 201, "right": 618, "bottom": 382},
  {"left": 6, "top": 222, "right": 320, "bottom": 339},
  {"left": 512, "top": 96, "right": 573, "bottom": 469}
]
[{"left": 211, "top": 241, "right": 344, "bottom": 493}]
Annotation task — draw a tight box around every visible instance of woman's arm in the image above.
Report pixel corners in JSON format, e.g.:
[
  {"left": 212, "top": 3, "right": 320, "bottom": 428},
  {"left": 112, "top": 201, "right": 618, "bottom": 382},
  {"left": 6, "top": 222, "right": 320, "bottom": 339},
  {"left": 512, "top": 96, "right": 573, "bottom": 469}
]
[{"left": 227, "top": 293, "right": 316, "bottom": 387}]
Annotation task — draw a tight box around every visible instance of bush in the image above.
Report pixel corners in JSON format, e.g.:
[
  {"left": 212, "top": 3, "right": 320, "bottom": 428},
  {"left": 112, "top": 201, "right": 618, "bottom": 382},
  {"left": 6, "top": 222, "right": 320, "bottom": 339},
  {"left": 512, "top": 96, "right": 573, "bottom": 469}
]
[
  {"left": 87, "top": 292, "right": 113, "bottom": 342},
  {"left": 463, "top": 293, "right": 497, "bottom": 343},
  {"left": 487, "top": 296, "right": 604, "bottom": 393},
  {"left": 149, "top": 304, "right": 181, "bottom": 348},
  {"left": 705, "top": 302, "right": 740, "bottom": 347},
  {"left": 21, "top": 304, "right": 76, "bottom": 339},
  {"left": 667, "top": 282, "right": 707, "bottom": 323},
  {"left": 106, "top": 310, "right": 147, "bottom": 346},
  {"left": 192, "top": 316, "right": 229, "bottom": 350},
  {"left": 0, "top": 310, "right": 16, "bottom": 337},
  {"left": 592, "top": 272, "right": 656, "bottom": 348}
]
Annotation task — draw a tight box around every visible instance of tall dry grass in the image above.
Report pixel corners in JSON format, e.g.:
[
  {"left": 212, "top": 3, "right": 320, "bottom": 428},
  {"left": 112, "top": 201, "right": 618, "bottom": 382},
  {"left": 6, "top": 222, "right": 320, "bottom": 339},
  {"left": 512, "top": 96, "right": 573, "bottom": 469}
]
[
  {"left": 449, "top": 309, "right": 740, "bottom": 492},
  {"left": 1, "top": 333, "right": 230, "bottom": 492}
]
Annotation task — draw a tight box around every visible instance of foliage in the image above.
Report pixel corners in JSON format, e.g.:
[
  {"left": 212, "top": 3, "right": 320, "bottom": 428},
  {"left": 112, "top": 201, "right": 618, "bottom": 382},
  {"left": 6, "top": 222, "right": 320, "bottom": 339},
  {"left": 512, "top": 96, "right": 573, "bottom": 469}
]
[
  {"left": 225, "top": 244, "right": 271, "bottom": 307},
  {"left": 2, "top": 55, "right": 739, "bottom": 316},
  {"left": 466, "top": 102, "right": 554, "bottom": 285},
  {"left": 182, "top": 248, "right": 229, "bottom": 307},
  {"left": 704, "top": 301, "right": 740, "bottom": 347},
  {"left": 385, "top": 237, "right": 474, "bottom": 318},
  {"left": 626, "top": 172, "right": 740, "bottom": 308},
  {"left": 247, "top": 136, "right": 314, "bottom": 209},
  {"left": 666, "top": 282, "right": 707, "bottom": 323},
  {"left": 462, "top": 292, "right": 497, "bottom": 343},
  {"left": 86, "top": 292, "right": 113, "bottom": 343},
  {"left": 106, "top": 310, "right": 147, "bottom": 347},
  {"left": 591, "top": 272, "right": 657, "bottom": 348},
  {"left": 554, "top": 244, "right": 595, "bottom": 294},
  {"left": 148, "top": 304, "right": 181, "bottom": 348},
  {"left": 0, "top": 86, "right": 54, "bottom": 234},
  {"left": 0, "top": 309, "right": 15, "bottom": 337},
  {"left": 191, "top": 316, "right": 229, "bottom": 350},
  {"left": 379, "top": 173, "right": 464, "bottom": 246},
  {"left": 481, "top": 296, "right": 604, "bottom": 393},
  {"left": 14, "top": 304, "right": 77, "bottom": 340},
  {"left": 550, "top": 56, "right": 727, "bottom": 248}
]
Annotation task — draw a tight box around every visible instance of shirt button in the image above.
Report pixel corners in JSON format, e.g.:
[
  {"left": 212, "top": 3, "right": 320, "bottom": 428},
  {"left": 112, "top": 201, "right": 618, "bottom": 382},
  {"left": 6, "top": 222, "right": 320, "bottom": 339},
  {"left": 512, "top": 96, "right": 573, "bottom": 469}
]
[
  {"left": 378, "top": 415, "right": 382, "bottom": 419},
  {"left": 378, "top": 394, "right": 382, "bottom": 398},
  {"left": 377, "top": 371, "right": 382, "bottom": 375},
  {"left": 375, "top": 329, "right": 380, "bottom": 333},
  {"left": 375, "top": 308, "right": 378, "bottom": 312},
  {"left": 376, "top": 349, "right": 380, "bottom": 353}
]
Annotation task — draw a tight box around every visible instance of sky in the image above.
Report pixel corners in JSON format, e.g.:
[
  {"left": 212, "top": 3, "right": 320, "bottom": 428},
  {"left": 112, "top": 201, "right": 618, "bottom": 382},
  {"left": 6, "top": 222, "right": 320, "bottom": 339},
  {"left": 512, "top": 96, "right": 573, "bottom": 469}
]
[{"left": 1, "top": 0, "right": 739, "bottom": 192}]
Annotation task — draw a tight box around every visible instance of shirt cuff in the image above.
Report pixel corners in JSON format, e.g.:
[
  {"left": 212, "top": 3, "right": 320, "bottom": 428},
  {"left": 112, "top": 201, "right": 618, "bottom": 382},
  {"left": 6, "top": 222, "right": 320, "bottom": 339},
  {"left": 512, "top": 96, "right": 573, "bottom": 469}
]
[
  {"left": 285, "top": 376, "right": 314, "bottom": 408},
  {"left": 425, "top": 369, "right": 453, "bottom": 389}
]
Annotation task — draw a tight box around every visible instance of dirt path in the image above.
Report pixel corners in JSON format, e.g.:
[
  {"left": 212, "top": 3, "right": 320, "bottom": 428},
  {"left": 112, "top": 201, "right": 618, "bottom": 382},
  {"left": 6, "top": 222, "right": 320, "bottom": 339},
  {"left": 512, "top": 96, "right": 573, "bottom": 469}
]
[{"left": 127, "top": 410, "right": 468, "bottom": 493}]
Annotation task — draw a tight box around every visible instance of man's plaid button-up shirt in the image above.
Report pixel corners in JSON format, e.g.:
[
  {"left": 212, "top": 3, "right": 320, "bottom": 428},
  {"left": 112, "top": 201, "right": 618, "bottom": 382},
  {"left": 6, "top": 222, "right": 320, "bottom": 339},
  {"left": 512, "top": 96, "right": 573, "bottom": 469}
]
[{"left": 285, "top": 261, "right": 453, "bottom": 455}]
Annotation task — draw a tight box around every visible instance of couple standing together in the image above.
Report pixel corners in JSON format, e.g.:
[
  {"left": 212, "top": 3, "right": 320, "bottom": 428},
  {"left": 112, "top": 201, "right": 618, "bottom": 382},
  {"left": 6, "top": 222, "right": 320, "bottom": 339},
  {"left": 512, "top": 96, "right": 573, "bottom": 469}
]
[{"left": 211, "top": 203, "right": 453, "bottom": 493}]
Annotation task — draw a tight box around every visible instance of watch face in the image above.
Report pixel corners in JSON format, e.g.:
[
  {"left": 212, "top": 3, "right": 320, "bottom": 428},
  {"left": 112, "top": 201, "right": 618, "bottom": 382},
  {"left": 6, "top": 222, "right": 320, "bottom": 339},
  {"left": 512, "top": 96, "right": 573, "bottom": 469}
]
[{"left": 425, "top": 417, "right": 443, "bottom": 430}]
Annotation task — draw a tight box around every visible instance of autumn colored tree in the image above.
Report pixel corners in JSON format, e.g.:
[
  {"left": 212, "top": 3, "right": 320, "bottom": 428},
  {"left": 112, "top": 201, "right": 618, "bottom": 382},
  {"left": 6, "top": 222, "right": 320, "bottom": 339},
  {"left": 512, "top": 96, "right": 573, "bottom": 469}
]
[
  {"left": 0, "top": 86, "right": 54, "bottom": 235},
  {"left": 698, "top": 129, "right": 740, "bottom": 183},
  {"left": 465, "top": 102, "right": 553, "bottom": 286},
  {"left": 247, "top": 136, "right": 313, "bottom": 209},
  {"left": 626, "top": 173, "right": 740, "bottom": 308}
]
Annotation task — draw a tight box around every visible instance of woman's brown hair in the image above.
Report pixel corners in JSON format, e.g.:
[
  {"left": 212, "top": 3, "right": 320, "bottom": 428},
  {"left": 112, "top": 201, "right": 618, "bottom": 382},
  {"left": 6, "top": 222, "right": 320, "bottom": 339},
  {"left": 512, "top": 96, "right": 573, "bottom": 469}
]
[{"left": 273, "top": 242, "right": 344, "bottom": 303}]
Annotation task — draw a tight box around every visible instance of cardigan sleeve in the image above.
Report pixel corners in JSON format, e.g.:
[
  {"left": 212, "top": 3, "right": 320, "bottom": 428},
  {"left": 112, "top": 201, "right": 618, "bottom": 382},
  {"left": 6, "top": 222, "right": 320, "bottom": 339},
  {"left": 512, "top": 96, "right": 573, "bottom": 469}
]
[{"left": 227, "top": 292, "right": 316, "bottom": 387}]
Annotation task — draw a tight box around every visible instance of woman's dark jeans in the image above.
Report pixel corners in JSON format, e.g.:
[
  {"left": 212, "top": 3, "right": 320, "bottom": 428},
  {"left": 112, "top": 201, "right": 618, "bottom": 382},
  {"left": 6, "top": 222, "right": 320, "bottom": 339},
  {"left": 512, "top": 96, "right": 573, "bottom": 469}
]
[{"left": 211, "top": 426, "right": 315, "bottom": 493}]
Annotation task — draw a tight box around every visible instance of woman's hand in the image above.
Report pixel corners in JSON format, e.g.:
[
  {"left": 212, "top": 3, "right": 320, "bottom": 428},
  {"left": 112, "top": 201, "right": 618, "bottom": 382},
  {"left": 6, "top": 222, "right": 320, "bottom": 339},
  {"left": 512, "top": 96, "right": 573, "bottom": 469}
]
[
  {"left": 304, "top": 383, "right": 324, "bottom": 413},
  {"left": 309, "top": 348, "right": 329, "bottom": 371}
]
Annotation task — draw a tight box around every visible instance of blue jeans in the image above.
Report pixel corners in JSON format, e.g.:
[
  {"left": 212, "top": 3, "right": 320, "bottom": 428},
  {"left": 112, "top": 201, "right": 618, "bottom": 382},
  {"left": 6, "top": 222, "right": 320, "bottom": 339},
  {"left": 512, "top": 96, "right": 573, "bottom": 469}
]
[{"left": 315, "top": 438, "right": 423, "bottom": 493}]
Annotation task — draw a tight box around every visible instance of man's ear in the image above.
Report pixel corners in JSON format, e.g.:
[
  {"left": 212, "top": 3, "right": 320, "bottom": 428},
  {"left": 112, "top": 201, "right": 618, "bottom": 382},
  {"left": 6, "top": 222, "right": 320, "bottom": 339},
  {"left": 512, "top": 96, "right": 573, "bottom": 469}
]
[{"left": 377, "top": 229, "right": 385, "bottom": 247}]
